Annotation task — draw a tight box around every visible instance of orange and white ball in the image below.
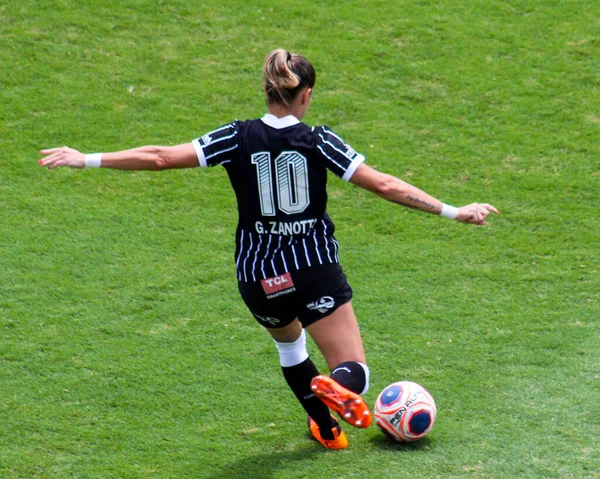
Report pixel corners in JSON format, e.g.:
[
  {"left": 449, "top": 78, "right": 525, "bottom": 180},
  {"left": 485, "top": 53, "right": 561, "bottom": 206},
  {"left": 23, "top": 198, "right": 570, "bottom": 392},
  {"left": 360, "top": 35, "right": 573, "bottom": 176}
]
[{"left": 374, "top": 381, "right": 437, "bottom": 442}]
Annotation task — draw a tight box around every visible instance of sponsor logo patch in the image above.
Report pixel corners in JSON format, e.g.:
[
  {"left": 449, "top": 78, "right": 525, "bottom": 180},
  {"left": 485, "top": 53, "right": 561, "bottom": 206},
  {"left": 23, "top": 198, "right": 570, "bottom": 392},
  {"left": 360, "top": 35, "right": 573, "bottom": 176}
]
[
  {"left": 261, "top": 273, "right": 295, "bottom": 299},
  {"left": 254, "top": 314, "right": 281, "bottom": 326},
  {"left": 307, "top": 296, "right": 335, "bottom": 314}
]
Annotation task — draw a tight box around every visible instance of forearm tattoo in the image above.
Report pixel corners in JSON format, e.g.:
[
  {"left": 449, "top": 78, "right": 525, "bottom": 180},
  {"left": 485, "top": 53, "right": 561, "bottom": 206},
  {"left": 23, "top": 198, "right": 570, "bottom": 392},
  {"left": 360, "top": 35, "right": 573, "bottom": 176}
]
[{"left": 405, "top": 194, "right": 437, "bottom": 211}]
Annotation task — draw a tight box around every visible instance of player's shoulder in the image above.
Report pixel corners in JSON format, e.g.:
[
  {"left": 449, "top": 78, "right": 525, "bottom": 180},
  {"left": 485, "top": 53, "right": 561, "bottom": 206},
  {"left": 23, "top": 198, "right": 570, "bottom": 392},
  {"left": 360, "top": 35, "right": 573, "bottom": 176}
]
[
  {"left": 312, "top": 125, "right": 349, "bottom": 146},
  {"left": 313, "top": 124, "right": 342, "bottom": 137},
  {"left": 203, "top": 119, "right": 240, "bottom": 137},
  {"left": 196, "top": 120, "right": 239, "bottom": 149}
]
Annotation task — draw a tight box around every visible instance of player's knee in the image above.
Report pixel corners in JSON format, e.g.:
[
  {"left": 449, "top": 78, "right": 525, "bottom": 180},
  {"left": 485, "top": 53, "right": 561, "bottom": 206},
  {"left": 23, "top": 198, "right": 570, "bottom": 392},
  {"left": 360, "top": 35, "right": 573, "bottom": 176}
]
[
  {"left": 274, "top": 329, "right": 309, "bottom": 367},
  {"left": 331, "top": 360, "right": 370, "bottom": 396}
]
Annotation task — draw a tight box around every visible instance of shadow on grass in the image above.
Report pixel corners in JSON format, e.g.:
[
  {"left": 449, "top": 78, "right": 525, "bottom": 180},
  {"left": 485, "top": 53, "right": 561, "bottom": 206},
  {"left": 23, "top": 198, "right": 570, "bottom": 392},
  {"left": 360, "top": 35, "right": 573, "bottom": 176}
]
[
  {"left": 205, "top": 434, "right": 434, "bottom": 478},
  {"left": 369, "top": 434, "right": 434, "bottom": 451},
  {"left": 205, "top": 443, "right": 319, "bottom": 479}
]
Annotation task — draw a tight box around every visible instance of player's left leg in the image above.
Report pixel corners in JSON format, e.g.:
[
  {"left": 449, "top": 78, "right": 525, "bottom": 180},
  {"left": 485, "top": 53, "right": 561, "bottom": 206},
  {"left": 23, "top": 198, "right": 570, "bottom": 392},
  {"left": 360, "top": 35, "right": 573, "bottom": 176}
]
[
  {"left": 266, "top": 319, "right": 347, "bottom": 448},
  {"left": 238, "top": 276, "right": 347, "bottom": 448}
]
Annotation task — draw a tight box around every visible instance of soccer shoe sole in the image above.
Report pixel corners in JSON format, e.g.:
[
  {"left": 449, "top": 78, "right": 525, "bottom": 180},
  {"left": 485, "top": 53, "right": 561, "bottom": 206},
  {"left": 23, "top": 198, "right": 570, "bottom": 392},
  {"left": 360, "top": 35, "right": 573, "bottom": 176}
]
[
  {"left": 310, "top": 375, "right": 372, "bottom": 428},
  {"left": 307, "top": 416, "right": 349, "bottom": 450}
]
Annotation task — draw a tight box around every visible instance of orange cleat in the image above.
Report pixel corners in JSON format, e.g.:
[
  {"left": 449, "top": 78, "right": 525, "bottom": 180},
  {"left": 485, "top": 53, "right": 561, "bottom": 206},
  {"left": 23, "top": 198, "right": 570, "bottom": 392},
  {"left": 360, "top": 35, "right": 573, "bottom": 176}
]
[
  {"left": 308, "top": 416, "right": 349, "bottom": 450},
  {"left": 310, "top": 375, "right": 372, "bottom": 428}
]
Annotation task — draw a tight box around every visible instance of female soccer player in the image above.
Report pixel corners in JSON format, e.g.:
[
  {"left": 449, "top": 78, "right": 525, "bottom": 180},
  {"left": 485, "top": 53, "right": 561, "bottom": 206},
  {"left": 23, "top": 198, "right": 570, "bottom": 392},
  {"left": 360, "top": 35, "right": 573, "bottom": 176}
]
[{"left": 39, "top": 49, "right": 498, "bottom": 450}]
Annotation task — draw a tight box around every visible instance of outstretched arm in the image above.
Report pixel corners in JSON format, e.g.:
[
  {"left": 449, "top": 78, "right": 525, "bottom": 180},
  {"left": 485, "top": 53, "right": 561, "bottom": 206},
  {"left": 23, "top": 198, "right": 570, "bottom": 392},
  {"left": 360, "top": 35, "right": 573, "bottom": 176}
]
[
  {"left": 349, "top": 163, "right": 498, "bottom": 225},
  {"left": 39, "top": 143, "right": 198, "bottom": 171}
]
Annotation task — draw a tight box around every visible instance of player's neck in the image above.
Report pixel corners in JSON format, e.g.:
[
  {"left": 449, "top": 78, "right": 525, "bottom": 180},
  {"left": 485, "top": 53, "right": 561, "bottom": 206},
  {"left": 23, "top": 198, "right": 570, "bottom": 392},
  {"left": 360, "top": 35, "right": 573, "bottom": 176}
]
[{"left": 267, "top": 102, "right": 306, "bottom": 121}]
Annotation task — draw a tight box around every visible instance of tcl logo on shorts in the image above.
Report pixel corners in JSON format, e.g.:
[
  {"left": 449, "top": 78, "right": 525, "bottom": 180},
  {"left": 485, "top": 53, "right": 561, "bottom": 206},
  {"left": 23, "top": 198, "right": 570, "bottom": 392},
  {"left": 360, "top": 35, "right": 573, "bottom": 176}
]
[
  {"left": 261, "top": 273, "right": 295, "bottom": 297},
  {"left": 307, "top": 296, "right": 335, "bottom": 314}
]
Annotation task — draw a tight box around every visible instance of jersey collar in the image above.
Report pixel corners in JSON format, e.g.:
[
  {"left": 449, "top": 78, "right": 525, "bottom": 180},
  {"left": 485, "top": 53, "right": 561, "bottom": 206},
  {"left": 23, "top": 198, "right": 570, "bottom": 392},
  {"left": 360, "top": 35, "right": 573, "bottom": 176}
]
[{"left": 261, "top": 113, "right": 301, "bottom": 129}]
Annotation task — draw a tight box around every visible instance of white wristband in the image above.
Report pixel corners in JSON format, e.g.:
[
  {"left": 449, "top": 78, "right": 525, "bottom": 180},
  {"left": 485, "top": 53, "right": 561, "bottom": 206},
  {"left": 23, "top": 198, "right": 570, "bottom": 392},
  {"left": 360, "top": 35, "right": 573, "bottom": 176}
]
[
  {"left": 441, "top": 203, "right": 459, "bottom": 220},
  {"left": 84, "top": 153, "right": 102, "bottom": 168}
]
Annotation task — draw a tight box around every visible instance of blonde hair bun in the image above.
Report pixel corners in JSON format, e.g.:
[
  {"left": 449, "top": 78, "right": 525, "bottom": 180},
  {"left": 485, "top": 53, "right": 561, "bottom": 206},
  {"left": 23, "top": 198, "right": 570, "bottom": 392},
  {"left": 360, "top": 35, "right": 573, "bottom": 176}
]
[{"left": 263, "top": 49, "right": 316, "bottom": 106}]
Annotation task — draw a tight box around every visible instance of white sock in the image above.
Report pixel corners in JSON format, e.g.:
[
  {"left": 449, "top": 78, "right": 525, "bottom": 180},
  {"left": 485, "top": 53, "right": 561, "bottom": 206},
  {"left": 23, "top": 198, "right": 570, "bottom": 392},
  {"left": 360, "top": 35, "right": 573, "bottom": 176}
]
[{"left": 274, "top": 329, "right": 309, "bottom": 367}]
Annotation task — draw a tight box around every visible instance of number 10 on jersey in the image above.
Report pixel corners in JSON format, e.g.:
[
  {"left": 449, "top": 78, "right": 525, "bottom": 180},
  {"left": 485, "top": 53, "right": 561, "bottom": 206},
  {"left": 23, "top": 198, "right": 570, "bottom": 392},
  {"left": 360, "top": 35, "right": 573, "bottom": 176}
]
[{"left": 251, "top": 151, "right": 310, "bottom": 216}]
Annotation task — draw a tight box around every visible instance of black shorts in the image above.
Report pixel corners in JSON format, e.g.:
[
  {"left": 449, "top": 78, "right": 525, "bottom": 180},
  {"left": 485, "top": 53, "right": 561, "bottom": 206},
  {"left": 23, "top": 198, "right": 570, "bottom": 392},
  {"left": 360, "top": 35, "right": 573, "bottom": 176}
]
[{"left": 237, "top": 263, "right": 353, "bottom": 329}]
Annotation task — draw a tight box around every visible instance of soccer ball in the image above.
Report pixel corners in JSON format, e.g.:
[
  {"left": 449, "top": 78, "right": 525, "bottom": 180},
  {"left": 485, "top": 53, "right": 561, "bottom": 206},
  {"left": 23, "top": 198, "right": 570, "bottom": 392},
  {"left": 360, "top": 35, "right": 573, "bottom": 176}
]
[{"left": 374, "top": 381, "right": 437, "bottom": 442}]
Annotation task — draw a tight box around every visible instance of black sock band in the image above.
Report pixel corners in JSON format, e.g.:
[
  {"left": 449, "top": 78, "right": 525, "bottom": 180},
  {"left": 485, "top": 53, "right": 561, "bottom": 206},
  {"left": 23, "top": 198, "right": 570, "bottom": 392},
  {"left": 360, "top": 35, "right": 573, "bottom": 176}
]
[
  {"left": 281, "top": 358, "right": 335, "bottom": 439},
  {"left": 331, "top": 361, "right": 367, "bottom": 395}
]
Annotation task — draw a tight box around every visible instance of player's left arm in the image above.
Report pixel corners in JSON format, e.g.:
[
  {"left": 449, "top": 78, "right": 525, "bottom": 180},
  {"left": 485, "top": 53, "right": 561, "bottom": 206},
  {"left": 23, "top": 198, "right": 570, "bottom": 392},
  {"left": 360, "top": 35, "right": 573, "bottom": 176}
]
[
  {"left": 349, "top": 163, "right": 499, "bottom": 225},
  {"left": 38, "top": 143, "right": 199, "bottom": 171}
]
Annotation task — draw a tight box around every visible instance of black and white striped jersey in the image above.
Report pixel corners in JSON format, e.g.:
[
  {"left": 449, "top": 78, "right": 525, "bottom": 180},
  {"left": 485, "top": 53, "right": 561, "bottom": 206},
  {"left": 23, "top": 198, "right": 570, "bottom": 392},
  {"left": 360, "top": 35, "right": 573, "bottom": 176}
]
[{"left": 192, "top": 113, "right": 365, "bottom": 282}]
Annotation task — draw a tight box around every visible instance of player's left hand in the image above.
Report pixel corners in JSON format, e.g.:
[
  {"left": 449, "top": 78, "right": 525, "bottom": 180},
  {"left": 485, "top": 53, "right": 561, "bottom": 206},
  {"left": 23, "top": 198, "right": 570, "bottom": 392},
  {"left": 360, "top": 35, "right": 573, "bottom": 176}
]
[
  {"left": 457, "top": 203, "right": 499, "bottom": 225},
  {"left": 39, "top": 147, "right": 85, "bottom": 169}
]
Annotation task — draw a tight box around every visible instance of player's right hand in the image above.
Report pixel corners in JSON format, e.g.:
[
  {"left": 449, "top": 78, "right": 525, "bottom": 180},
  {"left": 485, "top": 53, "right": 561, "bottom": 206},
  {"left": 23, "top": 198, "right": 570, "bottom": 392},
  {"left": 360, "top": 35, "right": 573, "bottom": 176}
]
[
  {"left": 39, "top": 147, "right": 85, "bottom": 169},
  {"left": 457, "top": 203, "right": 499, "bottom": 225}
]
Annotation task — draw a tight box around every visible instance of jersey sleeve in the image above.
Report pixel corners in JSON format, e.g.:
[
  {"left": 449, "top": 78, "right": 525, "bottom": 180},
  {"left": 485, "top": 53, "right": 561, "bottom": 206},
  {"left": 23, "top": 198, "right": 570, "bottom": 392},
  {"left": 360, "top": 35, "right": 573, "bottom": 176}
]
[
  {"left": 192, "top": 121, "right": 240, "bottom": 167},
  {"left": 313, "top": 126, "right": 366, "bottom": 181}
]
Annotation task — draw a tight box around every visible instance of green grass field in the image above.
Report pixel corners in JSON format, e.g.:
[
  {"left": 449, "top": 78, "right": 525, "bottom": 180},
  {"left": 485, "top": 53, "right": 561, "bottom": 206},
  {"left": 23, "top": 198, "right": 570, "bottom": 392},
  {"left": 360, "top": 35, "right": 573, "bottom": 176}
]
[{"left": 2, "top": 1, "right": 599, "bottom": 477}]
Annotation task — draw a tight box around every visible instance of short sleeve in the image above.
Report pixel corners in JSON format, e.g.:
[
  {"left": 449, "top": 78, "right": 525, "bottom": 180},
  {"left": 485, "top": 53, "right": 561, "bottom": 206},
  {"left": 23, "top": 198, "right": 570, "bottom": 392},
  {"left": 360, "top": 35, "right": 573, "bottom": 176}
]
[
  {"left": 313, "top": 126, "right": 365, "bottom": 181},
  {"left": 192, "top": 121, "right": 240, "bottom": 167}
]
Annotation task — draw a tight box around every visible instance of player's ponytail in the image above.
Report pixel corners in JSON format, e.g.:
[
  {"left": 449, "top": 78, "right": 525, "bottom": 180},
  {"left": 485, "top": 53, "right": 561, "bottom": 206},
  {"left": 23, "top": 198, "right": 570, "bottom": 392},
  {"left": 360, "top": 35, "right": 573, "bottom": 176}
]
[{"left": 263, "top": 49, "right": 316, "bottom": 106}]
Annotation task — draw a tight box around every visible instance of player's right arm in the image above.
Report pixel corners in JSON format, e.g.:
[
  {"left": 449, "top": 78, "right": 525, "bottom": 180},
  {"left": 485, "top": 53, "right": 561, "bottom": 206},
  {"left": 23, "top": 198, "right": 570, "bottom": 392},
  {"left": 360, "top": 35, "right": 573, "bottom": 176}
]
[
  {"left": 349, "top": 163, "right": 499, "bottom": 225},
  {"left": 38, "top": 143, "right": 199, "bottom": 170}
]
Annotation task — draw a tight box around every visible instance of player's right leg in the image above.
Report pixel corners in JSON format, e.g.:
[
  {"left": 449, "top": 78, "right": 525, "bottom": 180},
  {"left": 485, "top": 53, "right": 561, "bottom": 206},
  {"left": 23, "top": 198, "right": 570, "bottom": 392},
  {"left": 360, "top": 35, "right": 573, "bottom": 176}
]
[
  {"left": 297, "top": 265, "right": 372, "bottom": 429},
  {"left": 306, "top": 302, "right": 372, "bottom": 428}
]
